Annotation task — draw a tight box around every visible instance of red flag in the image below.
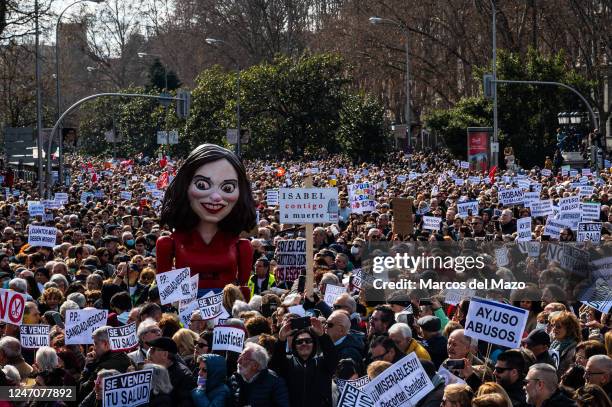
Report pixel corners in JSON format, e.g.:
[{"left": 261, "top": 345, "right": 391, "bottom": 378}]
[
  {"left": 91, "top": 173, "right": 98, "bottom": 183},
  {"left": 157, "top": 172, "right": 169, "bottom": 189},
  {"left": 489, "top": 166, "right": 497, "bottom": 184},
  {"left": 276, "top": 167, "right": 286, "bottom": 177},
  {"left": 159, "top": 156, "right": 167, "bottom": 168}
]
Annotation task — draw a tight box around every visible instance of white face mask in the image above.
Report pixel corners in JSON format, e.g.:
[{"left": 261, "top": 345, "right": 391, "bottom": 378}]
[
  {"left": 350, "top": 246, "right": 359, "bottom": 255},
  {"left": 536, "top": 322, "right": 548, "bottom": 331}
]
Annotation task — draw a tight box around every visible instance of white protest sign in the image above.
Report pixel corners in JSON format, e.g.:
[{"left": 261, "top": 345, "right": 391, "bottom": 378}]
[
  {"left": 454, "top": 178, "right": 464, "bottom": 186},
  {"left": 20, "top": 324, "right": 49, "bottom": 348},
  {"left": 523, "top": 192, "right": 540, "bottom": 208},
  {"left": 198, "top": 291, "right": 224, "bottom": 320},
  {"left": 559, "top": 196, "right": 581, "bottom": 213},
  {"left": 65, "top": 309, "right": 108, "bottom": 345},
  {"left": 581, "top": 202, "right": 601, "bottom": 221},
  {"left": 338, "top": 383, "right": 373, "bottom": 407},
  {"left": 445, "top": 288, "right": 475, "bottom": 306},
  {"left": 336, "top": 376, "right": 371, "bottom": 395},
  {"left": 28, "top": 226, "right": 57, "bottom": 248},
  {"left": 579, "top": 186, "right": 595, "bottom": 198},
  {"left": 28, "top": 201, "right": 45, "bottom": 217},
  {"left": 592, "top": 257, "right": 612, "bottom": 284},
  {"left": 103, "top": 369, "right": 152, "bottom": 407},
  {"left": 541, "top": 168, "right": 552, "bottom": 177},
  {"left": 54, "top": 193, "right": 68, "bottom": 204},
  {"left": 464, "top": 297, "right": 529, "bottom": 348},
  {"left": 498, "top": 188, "right": 524, "bottom": 206},
  {"left": 279, "top": 188, "right": 339, "bottom": 224},
  {"left": 0, "top": 289, "right": 25, "bottom": 326},
  {"left": 266, "top": 189, "right": 279, "bottom": 206},
  {"left": 348, "top": 183, "right": 376, "bottom": 214},
  {"left": 212, "top": 325, "right": 246, "bottom": 353},
  {"left": 119, "top": 191, "right": 132, "bottom": 201},
  {"left": 178, "top": 298, "right": 199, "bottom": 327},
  {"left": 559, "top": 211, "right": 581, "bottom": 230},
  {"left": 530, "top": 200, "right": 553, "bottom": 217},
  {"left": 212, "top": 306, "right": 230, "bottom": 326},
  {"left": 288, "top": 305, "right": 307, "bottom": 317},
  {"left": 155, "top": 267, "right": 192, "bottom": 305},
  {"left": 583, "top": 168, "right": 592, "bottom": 176},
  {"left": 518, "top": 179, "right": 530, "bottom": 191},
  {"left": 543, "top": 219, "right": 571, "bottom": 239},
  {"left": 324, "top": 284, "right": 346, "bottom": 306},
  {"left": 517, "top": 217, "right": 532, "bottom": 242},
  {"left": 580, "top": 280, "right": 612, "bottom": 314},
  {"left": 108, "top": 323, "right": 138, "bottom": 351},
  {"left": 422, "top": 216, "right": 442, "bottom": 231},
  {"left": 457, "top": 201, "right": 479, "bottom": 218},
  {"left": 577, "top": 222, "right": 602, "bottom": 242},
  {"left": 527, "top": 242, "right": 541, "bottom": 257},
  {"left": 363, "top": 352, "right": 434, "bottom": 407},
  {"left": 495, "top": 247, "right": 509, "bottom": 267},
  {"left": 460, "top": 161, "right": 469, "bottom": 169}
]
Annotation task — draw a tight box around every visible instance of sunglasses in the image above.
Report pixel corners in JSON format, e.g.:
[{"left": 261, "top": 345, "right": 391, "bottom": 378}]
[
  {"left": 494, "top": 366, "right": 513, "bottom": 373},
  {"left": 295, "top": 338, "right": 313, "bottom": 346}
]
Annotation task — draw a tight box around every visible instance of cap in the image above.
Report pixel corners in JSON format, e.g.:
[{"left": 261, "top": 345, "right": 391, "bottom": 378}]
[
  {"left": 522, "top": 329, "right": 550, "bottom": 347},
  {"left": 417, "top": 315, "right": 441, "bottom": 332},
  {"left": 146, "top": 337, "right": 177, "bottom": 354}
]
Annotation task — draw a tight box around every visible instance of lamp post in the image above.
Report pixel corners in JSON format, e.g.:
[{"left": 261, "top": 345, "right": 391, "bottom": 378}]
[
  {"left": 205, "top": 38, "right": 242, "bottom": 158},
  {"left": 369, "top": 16, "right": 412, "bottom": 153},
  {"left": 137, "top": 52, "right": 168, "bottom": 91},
  {"left": 490, "top": 0, "right": 498, "bottom": 167}
]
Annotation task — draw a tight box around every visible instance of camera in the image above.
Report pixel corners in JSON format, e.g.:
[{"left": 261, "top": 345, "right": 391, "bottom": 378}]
[
  {"left": 290, "top": 316, "right": 311, "bottom": 330},
  {"left": 445, "top": 359, "right": 465, "bottom": 370}
]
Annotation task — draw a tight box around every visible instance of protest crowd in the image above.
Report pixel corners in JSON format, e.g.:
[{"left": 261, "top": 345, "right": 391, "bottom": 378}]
[{"left": 0, "top": 146, "right": 610, "bottom": 407}]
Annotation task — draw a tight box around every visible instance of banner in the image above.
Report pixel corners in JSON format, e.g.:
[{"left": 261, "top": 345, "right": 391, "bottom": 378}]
[
  {"left": 155, "top": 267, "right": 193, "bottom": 305},
  {"left": 348, "top": 183, "right": 376, "bottom": 214},
  {"left": 422, "top": 216, "right": 442, "bottom": 231},
  {"left": 543, "top": 219, "right": 571, "bottom": 239},
  {"left": 363, "top": 352, "right": 434, "bottom": 407},
  {"left": 464, "top": 298, "right": 528, "bottom": 348},
  {"left": 559, "top": 196, "right": 581, "bottom": 213},
  {"left": 274, "top": 239, "right": 306, "bottom": 283},
  {"left": 530, "top": 199, "right": 553, "bottom": 217},
  {"left": 212, "top": 325, "right": 246, "bottom": 353},
  {"left": 103, "top": 370, "right": 152, "bottom": 407},
  {"left": 108, "top": 323, "right": 138, "bottom": 351},
  {"left": 65, "top": 309, "right": 108, "bottom": 345},
  {"left": 517, "top": 217, "right": 532, "bottom": 242},
  {"left": 577, "top": 222, "right": 602, "bottom": 242},
  {"left": 467, "top": 128, "right": 490, "bottom": 172},
  {"left": 0, "top": 288, "right": 26, "bottom": 325},
  {"left": 20, "top": 324, "right": 49, "bottom": 348},
  {"left": 498, "top": 188, "right": 524, "bottom": 206},
  {"left": 324, "top": 284, "right": 346, "bottom": 306},
  {"left": 197, "top": 291, "right": 224, "bottom": 320},
  {"left": 28, "top": 226, "right": 57, "bottom": 248},
  {"left": 279, "top": 188, "right": 339, "bottom": 224}
]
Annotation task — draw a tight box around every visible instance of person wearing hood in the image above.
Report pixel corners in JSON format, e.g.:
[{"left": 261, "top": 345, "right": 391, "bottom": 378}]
[
  {"left": 324, "top": 311, "right": 365, "bottom": 374},
  {"left": 192, "top": 354, "right": 231, "bottom": 407},
  {"left": 271, "top": 317, "right": 339, "bottom": 407}
]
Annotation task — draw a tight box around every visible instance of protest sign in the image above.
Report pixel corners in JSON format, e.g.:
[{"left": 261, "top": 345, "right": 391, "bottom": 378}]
[
  {"left": 324, "top": 284, "right": 346, "bottom": 306},
  {"left": 266, "top": 189, "right": 279, "bottom": 206},
  {"left": 517, "top": 217, "right": 532, "bottom": 242},
  {"left": 559, "top": 244, "right": 589, "bottom": 277},
  {"left": 543, "top": 219, "right": 571, "bottom": 239},
  {"left": 212, "top": 306, "right": 230, "bottom": 326},
  {"left": 363, "top": 352, "right": 434, "bottom": 407},
  {"left": 28, "top": 201, "right": 45, "bottom": 217},
  {"left": 592, "top": 257, "right": 612, "bottom": 284},
  {"left": 28, "top": 226, "right": 57, "bottom": 248},
  {"left": 581, "top": 202, "right": 601, "bottom": 221},
  {"left": 559, "top": 211, "right": 581, "bottom": 230},
  {"left": 65, "top": 309, "right": 108, "bottom": 345},
  {"left": 279, "top": 188, "right": 339, "bottom": 224},
  {"left": 274, "top": 239, "right": 306, "bottom": 283},
  {"left": 198, "top": 291, "right": 224, "bottom": 320},
  {"left": 577, "top": 222, "right": 602, "bottom": 242},
  {"left": 119, "top": 191, "right": 132, "bottom": 200},
  {"left": 498, "top": 188, "right": 524, "bottom": 206},
  {"left": 583, "top": 168, "right": 592, "bottom": 176},
  {"left": 348, "top": 183, "right": 376, "bottom": 213},
  {"left": 422, "top": 216, "right": 442, "bottom": 231},
  {"left": 580, "top": 280, "right": 612, "bottom": 314},
  {"left": 464, "top": 298, "right": 529, "bottom": 348},
  {"left": 20, "top": 324, "right": 50, "bottom": 348},
  {"left": 336, "top": 376, "right": 371, "bottom": 394},
  {"left": 495, "top": 247, "right": 509, "bottom": 267},
  {"left": 392, "top": 198, "right": 413, "bottom": 236},
  {"left": 457, "top": 201, "right": 479, "bottom": 218},
  {"left": 460, "top": 161, "right": 469, "bottom": 169},
  {"left": 108, "top": 323, "right": 138, "bottom": 351},
  {"left": 103, "top": 370, "right": 152, "bottom": 407},
  {"left": 338, "top": 383, "right": 373, "bottom": 407},
  {"left": 155, "top": 267, "right": 192, "bottom": 305},
  {"left": 445, "top": 288, "right": 475, "bottom": 306},
  {"left": 0, "top": 289, "right": 25, "bottom": 325},
  {"left": 212, "top": 325, "right": 246, "bottom": 353},
  {"left": 559, "top": 196, "right": 581, "bottom": 213},
  {"left": 178, "top": 298, "right": 199, "bottom": 327},
  {"left": 454, "top": 178, "right": 464, "bottom": 186},
  {"left": 579, "top": 186, "right": 595, "bottom": 197},
  {"left": 530, "top": 200, "right": 553, "bottom": 217},
  {"left": 527, "top": 242, "right": 541, "bottom": 257},
  {"left": 541, "top": 168, "right": 552, "bottom": 177},
  {"left": 54, "top": 193, "right": 68, "bottom": 204},
  {"left": 523, "top": 192, "right": 539, "bottom": 208},
  {"left": 287, "top": 305, "right": 307, "bottom": 317},
  {"left": 80, "top": 192, "right": 93, "bottom": 204}
]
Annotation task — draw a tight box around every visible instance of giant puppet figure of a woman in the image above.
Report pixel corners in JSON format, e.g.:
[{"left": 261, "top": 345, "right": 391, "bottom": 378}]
[{"left": 157, "top": 144, "right": 256, "bottom": 297}]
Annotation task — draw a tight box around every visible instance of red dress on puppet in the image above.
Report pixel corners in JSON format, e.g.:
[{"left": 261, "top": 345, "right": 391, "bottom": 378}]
[{"left": 156, "top": 228, "right": 253, "bottom": 296}]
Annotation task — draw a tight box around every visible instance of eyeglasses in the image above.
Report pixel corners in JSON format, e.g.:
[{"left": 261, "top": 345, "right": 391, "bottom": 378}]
[
  {"left": 494, "top": 366, "right": 513, "bottom": 373},
  {"left": 523, "top": 378, "right": 540, "bottom": 386},
  {"left": 295, "top": 338, "right": 313, "bottom": 346},
  {"left": 584, "top": 371, "right": 607, "bottom": 378},
  {"left": 197, "top": 342, "right": 208, "bottom": 349},
  {"left": 372, "top": 351, "right": 389, "bottom": 361},
  {"left": 325, "top": 322, "right": 335, "bottom": 329},
  {"left": 333, "top": 304, "right": 346, "bottom": 310}
]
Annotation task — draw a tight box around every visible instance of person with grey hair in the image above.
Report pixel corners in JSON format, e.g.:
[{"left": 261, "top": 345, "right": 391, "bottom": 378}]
[
  {"left": 2, "top": 365, "right": 20, "bottom": 385},
  {"left": 79, "top": 368, "right": 120, "bottom": 407},
  {"left": 8, "top": 277, "right": 28, "bottom": 294},
  {"left": 78, "top": 326, "right": 131, "bottom": 397},
  {"left": 248, "top": 295, "right": 263, "bottom": 312},
  {"left": 325, "top": 310, "right": 364, "bottom": 373},
  {"left": 523, "top": 363, "right": 576, "bottom": 407},
  {"left": 59, "top": 299, "right": 79, "bottom": 320},
  {"left": 389, "top": 322, "right": 431, "bottom": 361},
  {"left": 0, "top": 336, "right": 32, "bottom": 381},
  {"left": 230, "top": 342, "right": 290, "bottom": 407},
  {"left": 143, "top": 363, "right": 173, "bottom": 406},
  {"left": 67, "top": 292, "right": 86, "bottom": 308},
  {"left": 50, "top": 273, "right": 69, "bottom": 293},
  {"left": 232, "top": 300, "right": 251, "bottom": 318},
  {"left": 584, "top": 354, "right": 612, "bottom": 398},
  {"left": 332, "top": 293, "right": 360, "bottom": 330},
  {"left": 35, "top": 346, "right": 59, "bottom": 372},
  {"left": 128, "top": 318, "right": 162, "bottom": 365}
]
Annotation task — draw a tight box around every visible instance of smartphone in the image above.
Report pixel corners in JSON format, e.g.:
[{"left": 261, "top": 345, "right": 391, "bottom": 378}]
[
  {"left": 445, "top": 359, "right": 465, "bottom": 370},
  {"left": 262, "top": 300, "right": 278, "bottom": 318},
  {"left": 297, "top": 275, "right": 306, "bottom": 294},
  {"left": 579, "top": 313, "right": 588, "bottom": 324},
  {"left": 291, "top": 316, "right": 311, "bottom": 330},
  {"left": 420, "top": 299, "right": 432, "bottom": 306}
]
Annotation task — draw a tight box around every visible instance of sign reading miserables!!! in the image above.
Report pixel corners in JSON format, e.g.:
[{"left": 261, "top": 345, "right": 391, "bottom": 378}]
[
  {"left": 20, "top": 324, "right": 50, "bottom": 348},
  {"left": 28, "top": 226, "right": 57, "bottom": 248},
  {"left": 103, "top": 370, "right": 152, "bottom": 407},
  {"left": 0, "top": 288, "right": 26, "bottom": 325},
  {"left": 274, "top": 239, "right": 306, "bottom": 283},
  {"left": 198, "top": 291, "right": 224, "bottom": 320},
  {"left": 65, "top": 309, "right": 108, "bottom": 345},
  {"left": 212, "top": 325, "right": 246, "bottom": 353},
  {"left": 348, "top": 183, "right": 376, "bottom": 213},
  {"left": 464, "top": 298, "right": 529, "bottom": 348},
  {"left": 108, "top": 323, "right": 138, "bottom": 351},
  {"left": 363, "top": 352, "right": 434, "bottom": 407},
  {"left": 155, "top": 267, "right": 193, "bottom": 305},
  {"left": 279, "top": 188, "right": 339, "bottom": 224}
]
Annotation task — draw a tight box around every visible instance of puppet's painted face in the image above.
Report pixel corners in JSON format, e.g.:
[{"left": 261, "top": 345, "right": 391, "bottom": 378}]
[{"left": 188, "top": 159, "right": 240, "bottom": 224}]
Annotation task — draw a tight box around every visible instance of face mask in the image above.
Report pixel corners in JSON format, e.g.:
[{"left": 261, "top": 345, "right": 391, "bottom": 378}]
[
  {"left": 117, "top": 311, "right": 129, "bottom": 324},
  {"left": 536, "top": 322, "right": 548, "bottom": 331},
  {"left": 238, "top": 364, "right": 249, "bottom": 380},
  {"left": 197, "top": 376, "right": 206, "bottom": 387},
  {"left": 350, "top": 246, "right": 359, "bottom": 255},
  {"left": 126, "top": 240, "right": 135, "bottom": 246}
]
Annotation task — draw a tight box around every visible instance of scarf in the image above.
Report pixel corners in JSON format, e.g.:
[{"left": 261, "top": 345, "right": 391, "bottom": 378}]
[{"left": 551, "top": 337, "right": 576, "bottom": 356}]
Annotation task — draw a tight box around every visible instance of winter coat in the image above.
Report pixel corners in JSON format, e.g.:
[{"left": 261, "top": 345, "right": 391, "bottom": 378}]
[
  {"left": 230, "top": 368, "right": 290, "bottom": 407},
  {"left": 78, "top": 351, "right": 131, "bottom": 397},
  {"left": 423, "top": 334, "right": 448, "bottom": 369},
  {"left": 335, "top": 333, "right": 365, "bottom": 372},
  {"left": 191, "top": 354, "right": 231, "bottom": 407},
  {"left": 541, "top": 389, "right": 578, "bottom": 407},
  {"left": 167, "top": 354, "right": 197, "bottom": 407},
  {"left": 149, "top": 393, "right": 173, "bottom": 407}
]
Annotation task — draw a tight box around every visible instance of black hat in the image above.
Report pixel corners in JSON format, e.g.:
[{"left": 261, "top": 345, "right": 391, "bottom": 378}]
[
  {"left": 522, "top": 329, "right": 550, "bottom": 347},
  {"left": 417, "top": 315, "right": 441, "bottom": 333},
  {"left": 146, "top": 337, "right": 177, "bottom": 354}
]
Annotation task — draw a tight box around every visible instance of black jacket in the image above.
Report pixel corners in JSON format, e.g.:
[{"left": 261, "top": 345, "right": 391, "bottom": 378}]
[
  {"left": 541, "top": 389, "right": 578, "bottom": 407},
  {"left": 423, "top": 334, "right": 448, "bottom": 369},
  {"left": 230, "top": 368, "right": 290, "bottom": 407},
  {"left": 167, "top": 355, "right": 197, "bottom": 407},
  {"left": 335, "top": 333, "right": 365, "bottom": 373},
  {"left": 270, "top": 334, "right": 339, "bottom": 407},
  {"left": 503, "top": 379, "right": 528, "bottom": 407},
  {"left": 78, "top": 351, "right": 132, "bottom": 398}
]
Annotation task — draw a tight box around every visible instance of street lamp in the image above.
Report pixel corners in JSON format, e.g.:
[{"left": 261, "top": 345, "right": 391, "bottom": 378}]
[
  {"left": 137, "top": 52, "right": 168, "bottom": 91},
  {"left": 369, "top": 16, "right": 412, "bottom": 153},
  {"left": 55, "top": 0, "right": 105, "bottom": 187},
  {"left": 205, "top": 37, "right": 242, "bottom": 158}
]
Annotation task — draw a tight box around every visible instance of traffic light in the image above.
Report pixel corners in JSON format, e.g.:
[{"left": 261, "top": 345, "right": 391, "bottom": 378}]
[
  {"left": 176, "top": 89, "right": 191, "bottom": 119},
  {"left": 483, "top": 74, "right": 494, "bottom": 99}
]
